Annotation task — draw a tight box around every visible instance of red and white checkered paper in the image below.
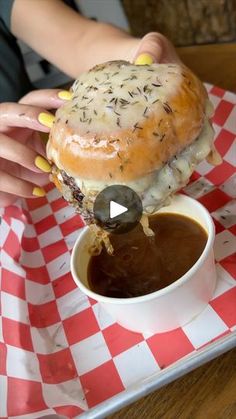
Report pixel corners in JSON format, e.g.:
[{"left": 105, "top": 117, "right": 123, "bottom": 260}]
[{"left": 0, "top": 84, "right": 235, "bottom": 419}]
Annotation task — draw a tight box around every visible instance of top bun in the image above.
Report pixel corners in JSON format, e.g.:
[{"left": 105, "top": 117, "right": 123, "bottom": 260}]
[{"left": 47, "top": 61, "right": 209, "bottom": 182}]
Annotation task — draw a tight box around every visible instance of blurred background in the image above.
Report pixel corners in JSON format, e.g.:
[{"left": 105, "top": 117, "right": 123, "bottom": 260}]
[
  {"left": 19, "top": 0, "right": 236, "bottom": 91},
  {"left": 123, "top": 0, "right": 236, "bottom": 45}
]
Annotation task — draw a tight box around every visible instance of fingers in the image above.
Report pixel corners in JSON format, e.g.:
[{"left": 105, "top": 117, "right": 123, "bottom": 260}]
[
  {"left": 0, "top": 133, "right": 51, "bottom": 174},
  {"left": 134, "top": 32, "right": 162, "bottom": 64},
  {"left": 133, "top": 32, "right": 181, "bottom": 65},
  {"left": 0, "top": 102, "right": 54, "bottom": 132},
  {"left": 0, "top": 88, "right": 71, "bottom": 206},
  {"left": 0, "top": 89, "right": 72, "bottom": 132},
  {"left": 0, "top": 157, "right": 48, "bottom": 207},
  {"left": 30, "top": 132, "right": 48, "bottom": 158},
  {"left": 135, "top": 53, "right": 154, "bottom": 65},
  {"left": 19, "top": 89, "right": 72, "bottom": 109},
  {"left": 0, "top": 169, "right": 45, "bottom": 198},
  {"left": 19, "top": 167, "right": 49, "bottom": 187},
  {"left": 0, "top": 190, "right": 19, "bottom": 207},
  {"left": 0, "top": 157, "right": 49, "bottom": 186}
]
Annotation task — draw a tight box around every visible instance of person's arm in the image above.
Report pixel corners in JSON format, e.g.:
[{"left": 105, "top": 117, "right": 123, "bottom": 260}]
[{"left": 11, "top": 0, "right": 138, "bottom": 78}]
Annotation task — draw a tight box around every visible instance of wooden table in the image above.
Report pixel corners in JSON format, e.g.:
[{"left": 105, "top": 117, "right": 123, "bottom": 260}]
[
  {"left": 177, "top": 43, "right": 236, "bottom": 93},
  {"left": 110, "top": 349, "right": 236, "bottom": 419},
  {"left": 109, "top": 43, "right": 236, "bottom": 419}
]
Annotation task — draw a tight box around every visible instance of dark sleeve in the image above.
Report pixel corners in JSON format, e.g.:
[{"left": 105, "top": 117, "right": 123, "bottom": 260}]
[
  {"left": 0, "top": 0, "right": 32, "bottom": 101},
  {"left": 0, "top": 0, "right": 15, "bottom": 31}
]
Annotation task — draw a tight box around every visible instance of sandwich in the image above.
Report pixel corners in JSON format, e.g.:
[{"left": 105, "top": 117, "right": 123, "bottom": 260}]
[{"left": 47, "top": 60, "right": 221, "bottom": 246}]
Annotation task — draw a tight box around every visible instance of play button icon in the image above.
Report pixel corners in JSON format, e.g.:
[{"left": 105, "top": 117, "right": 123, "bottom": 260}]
[
  {"left": 94, "top": 185, "right": 143, "bottom": 234},
  {"left": 110, "top": 201, "right": 128, "bottom": 219}
]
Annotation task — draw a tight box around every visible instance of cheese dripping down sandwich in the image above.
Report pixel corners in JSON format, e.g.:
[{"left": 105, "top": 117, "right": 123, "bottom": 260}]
[{"left": 47, "top": 60, "right": 221, "bottom": 252}]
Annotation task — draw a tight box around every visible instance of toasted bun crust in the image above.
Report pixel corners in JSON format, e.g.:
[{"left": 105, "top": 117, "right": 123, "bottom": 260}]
[{"left": 47, "top": 61, "right": 209, "bottom": 182}]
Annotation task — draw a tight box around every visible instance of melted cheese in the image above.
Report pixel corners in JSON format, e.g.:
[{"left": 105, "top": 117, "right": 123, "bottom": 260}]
[{"left": 142, "top": 118, "right": 214, "bottom": 212}]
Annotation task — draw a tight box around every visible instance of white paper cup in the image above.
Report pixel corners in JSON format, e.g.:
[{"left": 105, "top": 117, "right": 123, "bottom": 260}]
[{"left": 71, "top": 194, "right": 216, "bottom": 333}]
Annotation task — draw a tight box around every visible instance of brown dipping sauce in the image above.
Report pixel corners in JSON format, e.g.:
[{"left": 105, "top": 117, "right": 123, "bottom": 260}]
[{"left": 88, "top": 213, "right": 208, "bottom": 298}]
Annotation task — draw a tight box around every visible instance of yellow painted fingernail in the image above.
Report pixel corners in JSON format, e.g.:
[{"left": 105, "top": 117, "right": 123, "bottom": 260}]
[
  {"left": 35, "top": 156, "right": 51, "bottom": 173},
  {"left": 32, "top": 187, "right": 45, "bottom": 197},
  {"left": 38, "top": 112, "right": 55, "bottom": 128},
  {"left": 135, "top": 53, "right": 154, "bottom": 65},
  {"left": 58, "top": 90, "right": 72, "bottom": 100}
]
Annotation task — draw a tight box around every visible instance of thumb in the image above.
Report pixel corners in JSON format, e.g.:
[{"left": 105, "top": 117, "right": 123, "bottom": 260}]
[{"left": 133, "top": 32, "right": 181, "bottom": 65}]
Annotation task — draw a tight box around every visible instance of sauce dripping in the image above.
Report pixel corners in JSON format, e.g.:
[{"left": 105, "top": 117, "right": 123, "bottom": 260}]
[{"left": 88, "top": 213, "right": 208, "bottom": 298}]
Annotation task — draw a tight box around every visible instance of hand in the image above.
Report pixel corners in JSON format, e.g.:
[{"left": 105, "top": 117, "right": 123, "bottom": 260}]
[
  {"left": 0, "top": 89, "right": 71, "bottom": 207},
  {"left": 130, "top": 32, "right": 181, "bottom": 65}
]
